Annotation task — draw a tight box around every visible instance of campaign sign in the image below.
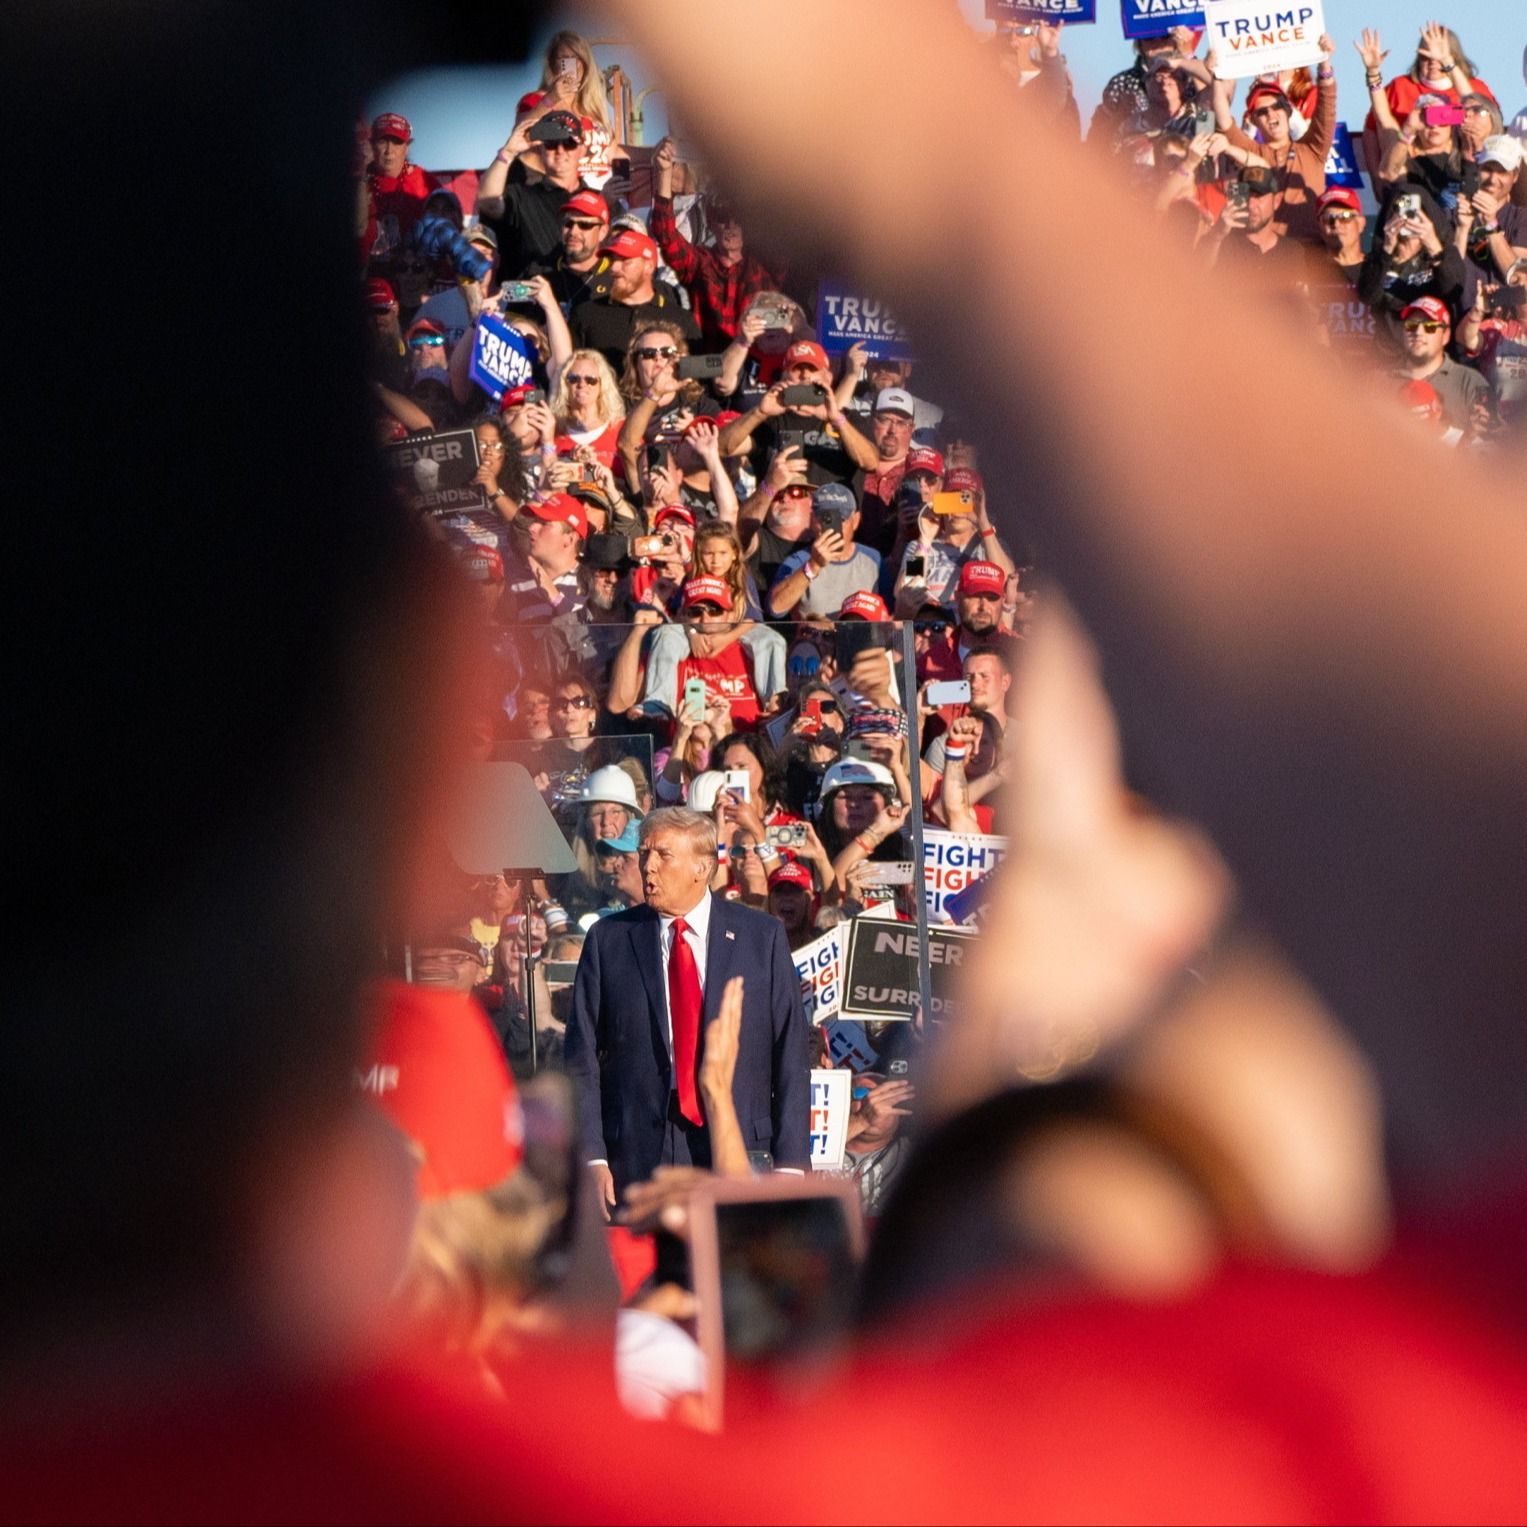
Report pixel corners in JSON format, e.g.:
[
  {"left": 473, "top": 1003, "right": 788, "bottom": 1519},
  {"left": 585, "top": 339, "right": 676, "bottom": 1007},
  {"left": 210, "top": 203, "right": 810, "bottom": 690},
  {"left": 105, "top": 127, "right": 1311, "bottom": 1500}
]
[
  {"left": 469, "top": 312, "right": 536, "bottom": 401},
  {"left": 1121, "top": 0, "right": 1204, "bottom": 38},
  {"left": 1312, "top": 286, "right": 1377, "bottom": 349},
  {"left": 792, "top": 926, "right": 845, "bottom": 1027},
  {"left": 1324, "top": 122, "right": 1363, "bottom": 189},
  {"left": 841, "top": 918, "right": 978, "bottom": 1023},
  {"left": 816, "top": 280, "right": 915, "bottom": 363},
  {"left": 923, "top": 829, "right": 1008, "bottom": 923},
  {"left": 809, "top": 1069, "right": 851, "bottom": 1171},
  {"left": 1202, "top": 0, "right": 1324, "bottom": 80},
  {"left": 822, "top": 1017, "right": 880, "bottom": 1073},
  {"left": 384, "top": 427, "right": 483, "bottom": 513},
  {"left": 986, "top": 0, "right": 1096, "bottom": 21}
]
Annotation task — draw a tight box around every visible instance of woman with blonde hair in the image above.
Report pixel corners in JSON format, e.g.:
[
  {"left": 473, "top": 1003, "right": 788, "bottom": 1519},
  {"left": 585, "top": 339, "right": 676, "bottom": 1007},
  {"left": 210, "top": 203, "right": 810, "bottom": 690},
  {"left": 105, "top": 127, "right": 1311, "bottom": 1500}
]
[
  {"left": 518, "top": 30, "right": 623, "bottom": 190},
  {"left": 549, "top": 348, "right": 625, "bottom": 468},
  {"left": 691, "top": 520, "right": 761, "bottom": 620}
]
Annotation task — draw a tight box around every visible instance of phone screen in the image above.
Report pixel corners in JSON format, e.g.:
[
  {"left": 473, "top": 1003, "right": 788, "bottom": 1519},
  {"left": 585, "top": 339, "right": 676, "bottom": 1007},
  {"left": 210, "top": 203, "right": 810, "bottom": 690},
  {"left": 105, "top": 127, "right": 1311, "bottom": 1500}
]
[{"left": 714, "top": 1196, "right": 858, "bottom": 1363}]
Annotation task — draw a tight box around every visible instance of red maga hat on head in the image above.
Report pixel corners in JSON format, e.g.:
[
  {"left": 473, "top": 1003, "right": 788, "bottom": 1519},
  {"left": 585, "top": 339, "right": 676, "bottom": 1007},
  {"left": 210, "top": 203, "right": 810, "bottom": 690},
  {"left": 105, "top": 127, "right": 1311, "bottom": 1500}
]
[
  {"left": 839, "top": 590, "right": 890, "bottom": 622},
  {"left": 782, "top": 340, "right": 829, "bottom": 372},
  {"left": 682, "top": 575, "right": 733, "bottom": 610},
  {"left": 1401, "top": 296, "right": 1452, "bottom": 327},
  {"left": 364, "top": 277, "right": 398, "bottom": 311},
  {"left": 362, "top": 982, "right": 523, "bottom": 1200},
  {"left": 562, "top": 190, "right": 609, "bottom": 221},
  {"left": 1316, "top": 186, "right": 1362, "bottom": 215},
  {"left": 601, "top": 228, "right": 657, "bottom": 262},
  {"left": 904, "top": 446, "right": 946, "bottom": 480},
  {"left": 371, "top": 112, "right": 413, "bottom": 142},
  {"left": 958, "top": 560, "right": 1007, "bottom": 598},
  {"left": 768, "top": 860, "right": 814, "bottom": 891},
  {"left": 527, "top": 492, "right": 590, "bottom": 539}
]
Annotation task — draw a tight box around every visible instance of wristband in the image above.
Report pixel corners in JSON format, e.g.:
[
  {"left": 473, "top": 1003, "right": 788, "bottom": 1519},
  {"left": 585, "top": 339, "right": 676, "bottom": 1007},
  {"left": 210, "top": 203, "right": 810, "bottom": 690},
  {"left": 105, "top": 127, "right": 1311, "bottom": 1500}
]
[
  {"left": 803, "top": 564, "right": 820, "bottom": 581},
  {"left": 1366, "top": 72, "right": 1382, "bottom": 88},
  {"left": 943, "top": 743, "right": 970, "bottom": 763},
  {"left": 854, "top": 833, "right": 878, "bottom": 853},
  {"left": 494, "top": 148, "right": 512, "bottom": 166},
  {"left": 757, "top": 843, "right": 780, "bottom": 862},
  {"left": 1317, "top": 64, "right": 1334, "bottom": 80}
]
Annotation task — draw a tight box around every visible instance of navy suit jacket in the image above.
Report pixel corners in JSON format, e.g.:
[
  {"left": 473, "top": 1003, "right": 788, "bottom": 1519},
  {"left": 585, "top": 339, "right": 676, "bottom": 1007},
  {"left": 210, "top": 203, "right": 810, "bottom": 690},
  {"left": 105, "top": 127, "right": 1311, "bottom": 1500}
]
[{"left": 563, "top": 897, "right": 810, "bottom": 1193}]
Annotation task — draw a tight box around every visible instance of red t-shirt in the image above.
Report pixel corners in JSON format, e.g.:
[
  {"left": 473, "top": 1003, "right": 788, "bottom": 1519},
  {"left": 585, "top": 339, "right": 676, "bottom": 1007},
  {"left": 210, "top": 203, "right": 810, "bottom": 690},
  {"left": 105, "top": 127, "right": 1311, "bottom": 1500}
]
[
  {"left": 678, "top": 642, "right": 762, "bottom": 727},
  {"left": 554, "top": 419, "right": 623, "bottom": 470},
  {"left": 1365, "top": 72, "right": 1498, "bottom": 142},
  {"left": 364, "top": 163, "right": 437, "bottom": 262}
]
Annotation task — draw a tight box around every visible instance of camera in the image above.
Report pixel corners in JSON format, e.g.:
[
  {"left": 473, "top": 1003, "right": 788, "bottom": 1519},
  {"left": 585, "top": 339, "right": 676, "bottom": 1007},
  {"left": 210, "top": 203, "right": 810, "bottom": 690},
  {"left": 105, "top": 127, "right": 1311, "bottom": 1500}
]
[
  {"left": 781, "top": 382, "right": 828, "bottom": 408},
  {"left": 413, "top": 215, "right": 493, "bottom": 284}
]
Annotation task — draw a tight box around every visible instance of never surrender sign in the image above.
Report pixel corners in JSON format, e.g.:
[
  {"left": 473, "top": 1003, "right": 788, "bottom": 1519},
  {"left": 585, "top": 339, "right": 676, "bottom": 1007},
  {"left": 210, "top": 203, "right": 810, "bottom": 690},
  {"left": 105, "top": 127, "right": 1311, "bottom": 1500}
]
[
  {"left": 384, "top": 427, "right": 485, "bottom": 514},
  {"left": 1121, "top": 0, "right": 1204, "bottom": 38},
  {"left": 470, "top": 313, "right": 536, "bottom": 401},
  {"left": 1202, "top": 0, "right": 1324, "bottom": 80},
  {"left": 816, "top": 280, "right": 915, "bottom": 363},
  {"left": 841, "top": 919, "right": 977, "bottom": 1023}
]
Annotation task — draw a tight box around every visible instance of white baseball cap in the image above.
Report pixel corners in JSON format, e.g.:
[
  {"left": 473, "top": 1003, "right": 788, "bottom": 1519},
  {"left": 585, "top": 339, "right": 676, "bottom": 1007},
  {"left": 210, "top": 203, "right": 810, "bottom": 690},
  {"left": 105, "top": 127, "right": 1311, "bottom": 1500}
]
[
  {"left": 579, "top": 765, "right": 644, "bottom": 816},
  {"left": 1478, "top": 135, "right": 1524, "bottom": 173},
  {"left": 873, "top": 387, "right": 915, "bottom": 418}
]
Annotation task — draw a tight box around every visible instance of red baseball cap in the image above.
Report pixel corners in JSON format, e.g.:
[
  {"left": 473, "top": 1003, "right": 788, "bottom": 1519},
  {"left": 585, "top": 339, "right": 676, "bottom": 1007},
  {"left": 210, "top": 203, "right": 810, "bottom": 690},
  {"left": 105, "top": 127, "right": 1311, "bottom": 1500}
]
[
  {"left": 654, "top": 504, "right": 696, "bottom": 532},
  {"left": 458, "top": 545, "right": 504, "bottom": 584},
  {"left": 371, "top": 112, "right": 413, "bottom": 142},
  {"left": 958, "top": 560, "right": 1007, "bottom": 599},
  {"left": 681, "top": 576, "right": 733, "bottom": 611},
  {"left": 499, "top": 383, "right": 537, "bottom": 412},
  {"left": 768, "top": 860, "right": 814, "bottom": 892},
  {"left": 1397, "top": 379, "right": 1444, "bottom": 420},
  {"left": 944, "top": 466, "right": 983, "bottom": 496},
  {"left": 364, "top": 277, "right": 398, "bottom": 311},
  {"left": 527, "top": 492, "right": 590, "bottom": 539},
  {"left": 714, "top": 409, "right": 742, "bottom": 430},
  {"left": 1316, "top": 186, "right": 1362, "bottom": 215},
  {"left": 1401, "top": 296, "right": 1452, "bottom": 327},
  {"left": 782, "top": 340, "right": 829, "bottom": 372},
  {"left": 601, "top": 228, "right": 657, "bottom": 262},
  {"left": 516, "top": 91, "right": 545, "bottom": 116},
  {"left": 405, "top": 317, "right": 445, "bottom": 340},
  {"left": 904, "top": 446, "right": 946, "bottom": 480},
  {"left": 839, "top": 590, "right": 890, "bottom": 622},
  {"left": 362, "top": 982, "right": 523, "bottom": 1200},
  {"left": 1245, "top": 83, "right": 1291, "bottom": 115},
  {"left": 562, "top": 190, "right": 609, "bottom": 222}
]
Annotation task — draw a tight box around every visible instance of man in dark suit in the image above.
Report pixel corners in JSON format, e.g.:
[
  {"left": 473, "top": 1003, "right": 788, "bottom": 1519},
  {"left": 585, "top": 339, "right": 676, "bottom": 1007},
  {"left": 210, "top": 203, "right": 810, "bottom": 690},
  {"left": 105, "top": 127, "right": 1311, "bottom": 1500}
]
[{"left": 565, "top": 806, "right": 810, "bottom": 1214}]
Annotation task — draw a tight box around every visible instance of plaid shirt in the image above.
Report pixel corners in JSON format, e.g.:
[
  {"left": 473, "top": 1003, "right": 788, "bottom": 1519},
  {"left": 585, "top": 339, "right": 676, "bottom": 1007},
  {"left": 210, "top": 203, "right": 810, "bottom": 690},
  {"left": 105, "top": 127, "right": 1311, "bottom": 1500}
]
[{"left": 648, "top": 195, "right": 781, "bottom": 350}]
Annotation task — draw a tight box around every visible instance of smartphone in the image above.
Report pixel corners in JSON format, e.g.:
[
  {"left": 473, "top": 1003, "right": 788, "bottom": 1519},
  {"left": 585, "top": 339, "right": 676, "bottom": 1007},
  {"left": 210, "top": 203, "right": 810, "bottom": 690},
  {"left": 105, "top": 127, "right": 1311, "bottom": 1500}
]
[
  {"left": 905, "top": 553, "right": 926, "bottom": 579},
  {"left": 780, "top": 382, "right": 828, "bottom": 408},
  {"left": 777, "top": 426, "right": 809, "bottom": 453},
  {"left": 1227, "top": 181, "right": 1251, "bottom": 209},
  {"left": 723, "top": 767, "right": 752, "bottom": 802},
  {"left": 814, "top": 502, "right": 845, "bottom": 537},
  {"left": 756, "top": 305, "right": 794, "bottom": 331},
  {"left": 559, "top": 56, "right": 578, "bottom": 77},
  {"left": 844, "top": 739, "right": 878, "bottom": 763},
  {"left": 1487, "top": 287, "right": 1527, "bottom": 316},
  {"left": 631, "top": 533, "right": 669, "bottom": 559},
  {"left": 541, "top": 960, "right": 581, "bottom": 986},
  {"left": 642, "top": 443, "right": 672, "bottom": 476},
  {"left": 926, "top": 679, "right": 971, "bottom": 707},
  {"left": 931, "top": 490, "right": 974, "bottom": 517},
  {"left": 524, "top": 387, "right": 547, "bottom": 410},
  {"left": 765, "top": 821, "right": 808, "bottom": 848},
  {"left": 677, "top": 353, "right": 725, "bottom": 379},
  {"left": 687, "top": 1175, "right": 864, "bottom": 1431},
  {"left": 1395, "top": 193, "right": 1422, "bottom": 224},
  {"left": 500, "top": 280, "right": 536, "bottom": 304},
  {"left": 855, "top": 860, "right": 916, "bottom": 887},
  {"left": 684, "top": 677, "right": 710, "bottom": 716},
  {"left": 1423, "top": 103, "right": 1465, "bottom": 127}
]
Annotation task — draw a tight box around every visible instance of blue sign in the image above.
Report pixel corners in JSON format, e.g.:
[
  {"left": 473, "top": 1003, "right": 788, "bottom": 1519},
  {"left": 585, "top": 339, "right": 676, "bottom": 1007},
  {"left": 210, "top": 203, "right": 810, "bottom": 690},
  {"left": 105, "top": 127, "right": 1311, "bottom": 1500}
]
[
  {"left": 1324, "top": 121, "right": 1364, "bottom": 189},
  {"left": 1121, "top": 0, "right": 1204, "bottom": 37},
  {"left": 469, "top": 313, "right": 535, "bottom": 401},
  {"left": 815, "top": 280, "right": 915, "bottom": 363},
  {"left": 986, "top": 0, "right": 1097, "bottom": 22}
]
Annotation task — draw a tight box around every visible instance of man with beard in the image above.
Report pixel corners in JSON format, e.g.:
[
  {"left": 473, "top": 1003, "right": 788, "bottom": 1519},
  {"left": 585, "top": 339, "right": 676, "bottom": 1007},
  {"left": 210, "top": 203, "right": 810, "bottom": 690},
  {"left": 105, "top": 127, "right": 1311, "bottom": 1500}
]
[
  {"left": 518, "top": 189, "right": 613, "bottom": 316},
  {"left": 549, "top": 530, "right": 634, "bottom": 694},
  {"left": 916, "top": 560, "right": 1012, "bottom": 683},
  {"left": 570, "top": 227, "right": 700, "bottom": 369}
]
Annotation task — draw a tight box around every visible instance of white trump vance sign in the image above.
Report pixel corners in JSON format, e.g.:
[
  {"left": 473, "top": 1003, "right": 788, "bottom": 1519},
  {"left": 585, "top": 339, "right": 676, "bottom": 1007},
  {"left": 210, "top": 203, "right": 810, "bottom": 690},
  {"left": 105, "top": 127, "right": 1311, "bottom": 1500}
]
[{"left": 1202, "top": 0, "right": 1324, "bottom": 80}]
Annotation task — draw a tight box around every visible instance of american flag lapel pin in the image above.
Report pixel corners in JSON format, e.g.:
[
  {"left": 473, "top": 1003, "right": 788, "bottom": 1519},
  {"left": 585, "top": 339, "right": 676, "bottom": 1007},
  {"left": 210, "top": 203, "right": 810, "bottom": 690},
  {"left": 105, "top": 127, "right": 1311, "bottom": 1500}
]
[{"left": 725, "top": 930, "right": 736, "bottom": 941}]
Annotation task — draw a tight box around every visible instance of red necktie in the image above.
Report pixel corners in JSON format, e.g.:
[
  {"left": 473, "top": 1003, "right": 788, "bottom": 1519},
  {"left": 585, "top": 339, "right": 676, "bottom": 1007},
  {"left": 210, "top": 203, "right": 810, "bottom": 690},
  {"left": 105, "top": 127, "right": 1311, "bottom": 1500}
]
[{"left": 669, "top": 916, "right": 704, "bottom": 1126}]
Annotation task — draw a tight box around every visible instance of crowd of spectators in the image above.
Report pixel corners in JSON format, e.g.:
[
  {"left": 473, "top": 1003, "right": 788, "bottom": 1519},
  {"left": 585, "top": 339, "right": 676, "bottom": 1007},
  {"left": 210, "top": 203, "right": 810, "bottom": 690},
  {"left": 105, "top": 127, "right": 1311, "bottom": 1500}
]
[{"left": 352, "top": 14, "right": 1527, "bottom": 1412}]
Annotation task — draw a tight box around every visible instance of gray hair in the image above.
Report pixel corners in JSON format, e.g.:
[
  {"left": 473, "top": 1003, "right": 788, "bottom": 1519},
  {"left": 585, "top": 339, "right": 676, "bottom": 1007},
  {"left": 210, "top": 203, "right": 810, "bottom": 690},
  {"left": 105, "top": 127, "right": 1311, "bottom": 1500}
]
[{"left": 638, "top": 806, "right": 718, "bottom": 861}]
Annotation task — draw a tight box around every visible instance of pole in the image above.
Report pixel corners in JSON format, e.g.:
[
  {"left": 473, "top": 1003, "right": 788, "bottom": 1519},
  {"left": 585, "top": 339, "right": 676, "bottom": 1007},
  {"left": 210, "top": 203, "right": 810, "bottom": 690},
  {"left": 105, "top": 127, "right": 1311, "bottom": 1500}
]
[{"left": 898, "top": 620, "right": 936, "bottom": 1035}]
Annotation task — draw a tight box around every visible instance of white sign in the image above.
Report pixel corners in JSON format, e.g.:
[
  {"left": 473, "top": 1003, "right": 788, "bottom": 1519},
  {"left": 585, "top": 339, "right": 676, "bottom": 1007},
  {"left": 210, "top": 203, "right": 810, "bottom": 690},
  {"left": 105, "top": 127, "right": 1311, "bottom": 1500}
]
[
  {"left": 792, "top": 925, "right": 844, "bottom": 1027},
  {"left": 809, "top": 1069, "right": 851, "bottom": 1170},
  {"left": 922, "top": 829, "right": 1008, "bottom": 923},
  {"left": 1202, "top": 0, "right": 1324, "bottom": 80}
]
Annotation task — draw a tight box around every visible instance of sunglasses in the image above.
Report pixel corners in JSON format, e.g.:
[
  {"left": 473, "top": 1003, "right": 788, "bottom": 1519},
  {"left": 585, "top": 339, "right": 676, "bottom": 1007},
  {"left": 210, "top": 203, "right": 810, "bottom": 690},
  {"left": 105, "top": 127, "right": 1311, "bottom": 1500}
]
[
  {"left": 687, "top": 604, "right": 726, "bottom": 617},
  {"left": 636, "top": 346, "right": 679, "bottom": 361},
  {"left": 563, "top": 217, "right": 604, "bottom": 231},
  {"left": 552, "top": 695, "right": 594, "bottom": 710},
  {"left": 478, "top": 438, "right": 505, "bottom": 451},
  {"left": 1321, "top": 211, "right": 1358, "bottom": 224},
  {"left": 565, "top": 374, "right": 600, "bottom": 386},
  {"left": 1402, "top": 319, "right": 1445, "bottom": 333},
  {"left": 408, "top": 334, "right": 445, "bottom": 347},
  {"left": 787, "top": 655, "right": 821, "bottom": 677}
]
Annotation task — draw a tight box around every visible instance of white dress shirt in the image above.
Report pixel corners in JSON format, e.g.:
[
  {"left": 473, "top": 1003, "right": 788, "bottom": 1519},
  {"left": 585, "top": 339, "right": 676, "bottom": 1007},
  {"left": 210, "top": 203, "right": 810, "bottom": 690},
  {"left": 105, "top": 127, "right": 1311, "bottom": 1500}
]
[{"left": 656, "top": 891, "right": 713, "bottom": 1054}]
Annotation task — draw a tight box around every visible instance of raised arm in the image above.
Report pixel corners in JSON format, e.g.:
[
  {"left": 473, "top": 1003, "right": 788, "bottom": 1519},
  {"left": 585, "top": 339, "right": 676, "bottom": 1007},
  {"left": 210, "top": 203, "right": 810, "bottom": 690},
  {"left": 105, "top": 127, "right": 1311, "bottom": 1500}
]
[
  {"left": 476, "top": 119, "right": 534, "bottom": 222},
  {"left": 647, "top": 138, "right": 703, "bottom": 287},
  {"left": 614, "top": 0, "right": 1527, "bottom": 1178}
]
